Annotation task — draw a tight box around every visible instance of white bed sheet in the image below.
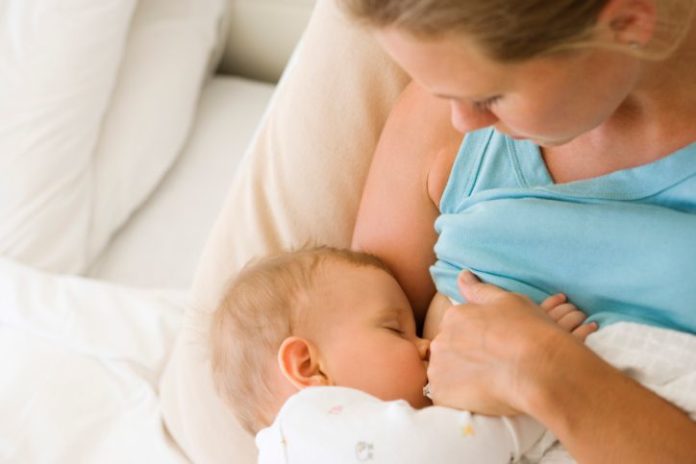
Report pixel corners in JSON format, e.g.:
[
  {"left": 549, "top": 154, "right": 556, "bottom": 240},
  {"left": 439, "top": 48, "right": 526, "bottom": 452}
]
[
  {"left": 0, "top": 257, "right": 187, "bottom": 463},
  {"left": 1, "top": 76, "right": 275, "bottom": 463}
]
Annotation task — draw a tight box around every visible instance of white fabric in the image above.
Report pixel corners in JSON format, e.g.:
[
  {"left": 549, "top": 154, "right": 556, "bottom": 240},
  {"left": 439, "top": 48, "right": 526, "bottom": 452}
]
[
  {"left": 0, "top": 256, "right": 187, "bottom": 463},
  {"left": 587, "top": 322, "right": 696, "bottom": 419},
  {"left": 0, "top": 0, "right": 136, "bottom": 273},
  {"left": 0, "top": 75, "right": 276, "bottom": 463},
  {"left": 257, "top": 387, "right": 545, "bottom": 464},
  {"left": 87, "top": 76, "right": 275, "bottom": 288},
  {"left": 535, "top": 322, "right": 696, "bottom": 463},
  {"left": 87, "top": 0, "right": 229, "bottom": 266},
  {"left": 256, "top": 323, "right": 696, "bottom": 464}
]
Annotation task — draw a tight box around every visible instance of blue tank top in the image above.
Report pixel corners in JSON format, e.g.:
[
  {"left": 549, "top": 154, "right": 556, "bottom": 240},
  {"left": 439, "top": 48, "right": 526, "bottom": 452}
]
[{"left": 430, "top": 128, "right": 696, "bottom": 334}]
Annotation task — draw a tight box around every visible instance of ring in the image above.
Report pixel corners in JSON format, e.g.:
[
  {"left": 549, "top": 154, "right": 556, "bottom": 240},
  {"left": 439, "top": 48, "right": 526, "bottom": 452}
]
[{"left": 422, "top": 382, "right": 432, "bottom": 399}]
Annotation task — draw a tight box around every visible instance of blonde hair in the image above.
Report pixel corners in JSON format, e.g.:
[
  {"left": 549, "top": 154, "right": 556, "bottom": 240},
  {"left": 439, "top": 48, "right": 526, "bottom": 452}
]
[
  {"left": 210, "top": 246, "right": 391, "bottom": 434},
  {"left": 340, "top": 0, "right": 695, "bottom": 61}
]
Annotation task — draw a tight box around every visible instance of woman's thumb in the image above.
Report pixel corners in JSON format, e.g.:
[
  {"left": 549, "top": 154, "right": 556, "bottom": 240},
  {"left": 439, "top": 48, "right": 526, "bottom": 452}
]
[{"left": 457, "top": 271, "right": 504, "bottom": 303}]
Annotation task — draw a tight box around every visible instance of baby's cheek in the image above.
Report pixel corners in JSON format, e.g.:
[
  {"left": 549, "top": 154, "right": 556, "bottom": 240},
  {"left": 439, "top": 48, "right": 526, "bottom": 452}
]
[{"left": 400, "top": 357, "right": 429, "bottom": 407}]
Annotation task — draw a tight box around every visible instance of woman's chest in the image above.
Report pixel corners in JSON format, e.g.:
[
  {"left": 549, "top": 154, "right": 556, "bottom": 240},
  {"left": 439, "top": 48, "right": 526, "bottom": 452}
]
[{"left": 542, "top": 131, "right": 696, "bottom": 184}]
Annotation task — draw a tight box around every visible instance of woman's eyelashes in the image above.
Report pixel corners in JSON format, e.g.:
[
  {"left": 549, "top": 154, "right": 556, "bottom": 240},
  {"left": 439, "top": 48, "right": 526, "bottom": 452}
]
[{"left": 472, "top": 95, "right": 502, "bottom": 112}]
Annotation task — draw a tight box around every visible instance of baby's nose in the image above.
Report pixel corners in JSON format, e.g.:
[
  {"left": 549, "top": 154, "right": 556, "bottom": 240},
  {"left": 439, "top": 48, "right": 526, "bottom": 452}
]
[{"left": 417, "top": 338, "right": 430, "bottom": 361}]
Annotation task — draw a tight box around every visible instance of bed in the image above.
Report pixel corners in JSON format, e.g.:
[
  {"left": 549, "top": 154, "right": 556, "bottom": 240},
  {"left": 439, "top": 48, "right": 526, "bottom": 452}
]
[{"left": 5, "top": 2, "right": 694, "bottom": 463}]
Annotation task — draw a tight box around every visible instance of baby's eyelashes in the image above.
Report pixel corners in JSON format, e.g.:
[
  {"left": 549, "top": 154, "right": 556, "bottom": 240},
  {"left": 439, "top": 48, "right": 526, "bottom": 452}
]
[{"left": 383, "top": 323, "right": 404, "bottom": 335}]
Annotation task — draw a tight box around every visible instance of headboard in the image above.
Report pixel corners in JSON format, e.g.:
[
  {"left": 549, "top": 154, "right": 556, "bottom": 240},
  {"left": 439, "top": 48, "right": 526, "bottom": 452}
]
[{"left": 218, "top": 0, "right": 316, "bottom": 82}]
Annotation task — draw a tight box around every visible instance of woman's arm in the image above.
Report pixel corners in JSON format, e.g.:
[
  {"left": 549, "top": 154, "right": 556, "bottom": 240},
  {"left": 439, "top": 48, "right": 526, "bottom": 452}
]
[
  {"left": 351, "top": 81, "right": 461, "bottom": 322},
  {"left": 530, "top": 328, "right": 696, "bottom": 463},
  {"left": 428, "top": 274, "right": 696, "bottom": 463}
]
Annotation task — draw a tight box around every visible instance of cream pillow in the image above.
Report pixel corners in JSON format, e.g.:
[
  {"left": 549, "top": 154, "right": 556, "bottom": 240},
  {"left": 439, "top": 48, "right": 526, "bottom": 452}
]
[
  {"left": 0, "top": 0, "right": 137, "bottom": 273},
  {"left": 159, "top": 0, "right": 409, "bottom": 462},
  {"left": 87, "top": 0, "right": 229, "bottom": 265}
]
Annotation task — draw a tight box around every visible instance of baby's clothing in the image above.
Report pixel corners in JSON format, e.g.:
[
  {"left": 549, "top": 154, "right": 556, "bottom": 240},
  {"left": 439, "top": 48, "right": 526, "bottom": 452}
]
[
  {"left": 256, "top": 323, "right": 696, "bottom": 464},
  {"left": 257, "top": 386, "right": 546, "bottom": 464},
  {"left": 431, "top": 128, "right": 696, "bottom": 334}
]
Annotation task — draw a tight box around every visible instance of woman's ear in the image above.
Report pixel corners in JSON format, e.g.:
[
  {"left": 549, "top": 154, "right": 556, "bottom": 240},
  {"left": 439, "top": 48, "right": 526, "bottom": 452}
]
[
  {"left": 598, "top": 0, "right": 657, "bottom": 47},
  {"left": 277, "top": 336, "right": 331, "bottom": 390}
]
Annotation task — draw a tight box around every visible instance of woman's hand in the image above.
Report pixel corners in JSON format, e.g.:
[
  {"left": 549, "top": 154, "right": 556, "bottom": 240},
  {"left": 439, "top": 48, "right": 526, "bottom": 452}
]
[
  {"left": 426, "top": 271, "right": 586, "bottom": 415},
  {"left": 429, "top": 271, "right": 696, "bottom": 463},
  {"left": 540, "top": 292, "right": 597, "bottom": 341}
]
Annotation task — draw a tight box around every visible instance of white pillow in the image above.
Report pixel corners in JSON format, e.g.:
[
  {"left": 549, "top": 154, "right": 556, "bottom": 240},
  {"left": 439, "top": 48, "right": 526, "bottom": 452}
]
[
  {"left": 0, "top": 0, "right": 137, "bottom": 273},
  {"left": 87, "top": 0, "right": 229, "bottom": 265},
  {"left": 159, "top": 0, "right": 409, "bottom": 462}
]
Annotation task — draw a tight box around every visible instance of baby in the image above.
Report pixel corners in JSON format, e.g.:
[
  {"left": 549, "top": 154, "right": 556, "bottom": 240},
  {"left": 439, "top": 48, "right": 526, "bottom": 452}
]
[{"left": 210, "top": 246, "right": 592, "bottom": 463}]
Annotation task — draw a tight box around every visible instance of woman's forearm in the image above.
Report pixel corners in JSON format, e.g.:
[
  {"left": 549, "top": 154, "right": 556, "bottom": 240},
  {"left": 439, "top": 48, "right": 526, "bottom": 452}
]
[
  {"left": 526, "top": 333, "right": 696, "bottom": 463},
  {"left": 432, "top": 275, "right": 696, "bottom": 461}
]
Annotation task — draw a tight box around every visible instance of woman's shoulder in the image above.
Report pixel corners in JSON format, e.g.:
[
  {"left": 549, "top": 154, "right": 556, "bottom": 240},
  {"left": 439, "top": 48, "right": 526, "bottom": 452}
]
[
  {"left": 427, "top": 137, "right": 460, "bottom": 207},
  {"left": 378, "top": 81, "right": 464, "bottom": 208}
]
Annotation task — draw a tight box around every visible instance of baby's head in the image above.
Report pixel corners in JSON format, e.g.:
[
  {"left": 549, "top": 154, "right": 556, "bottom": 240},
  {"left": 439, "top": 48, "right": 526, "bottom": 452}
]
[{"left": 211, "top": 246, "right": 431, "bottom": 434}]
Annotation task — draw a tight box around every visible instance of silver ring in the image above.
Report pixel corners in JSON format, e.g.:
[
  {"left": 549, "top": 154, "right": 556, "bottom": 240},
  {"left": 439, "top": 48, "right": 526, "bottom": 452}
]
[{"left": 422, "top": 382, "right": 432, "bottom": 399}]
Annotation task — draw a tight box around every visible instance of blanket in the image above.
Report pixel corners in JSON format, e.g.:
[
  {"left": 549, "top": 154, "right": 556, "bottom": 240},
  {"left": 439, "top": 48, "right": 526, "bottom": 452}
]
[
  {"left": 535, "top": 322, "right": 696, "bottom": 463},
  {"left": 0, "top": 257, "right": 187, "bottom": 463}
]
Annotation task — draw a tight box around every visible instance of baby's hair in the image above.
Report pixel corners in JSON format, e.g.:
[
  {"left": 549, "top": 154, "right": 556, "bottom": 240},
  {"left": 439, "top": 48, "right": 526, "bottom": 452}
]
[
  {"left": 210, "top": 246, "right": 392, "bottom": 434},
  {"left": 339, "top": 0, "right": 695, "bottom": 61}
]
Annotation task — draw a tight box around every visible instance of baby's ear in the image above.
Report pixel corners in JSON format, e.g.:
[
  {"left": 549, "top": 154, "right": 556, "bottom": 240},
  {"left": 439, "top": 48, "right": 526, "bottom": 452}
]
[{"left": 277, "top": 336, "right": 330, "bottom": 390}]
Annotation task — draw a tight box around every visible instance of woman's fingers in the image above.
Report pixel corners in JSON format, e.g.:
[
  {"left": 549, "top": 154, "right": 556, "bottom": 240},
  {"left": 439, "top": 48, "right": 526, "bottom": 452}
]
[
  {"left": 546, "top": 302, "right": 580, "bottom": 322},
  {"left": 571, "top": 321, "right": 599, "bottom": 341},
  {"left": 547, "top": 302, "right": 599, "bottom": 340},
  {"left": 556, "top": 308, "right": 587, "bottom": 330},
  {"left": 457, "top": 271, "right": 599, "bottom": 342},
  {"left": 543, "top": 298, "right": 598, "bottom": 340},
  {"left": 457, "top": 271, "right": 533, "bottom": 306},
  {"left": 541, "top": 293, "right": 566, "bottom": 310}
]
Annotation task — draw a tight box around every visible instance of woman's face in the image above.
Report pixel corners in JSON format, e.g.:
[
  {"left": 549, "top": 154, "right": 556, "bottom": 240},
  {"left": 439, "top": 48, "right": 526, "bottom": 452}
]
[{"left": 376, "top": 29, "right": 641, "bottom": 146}]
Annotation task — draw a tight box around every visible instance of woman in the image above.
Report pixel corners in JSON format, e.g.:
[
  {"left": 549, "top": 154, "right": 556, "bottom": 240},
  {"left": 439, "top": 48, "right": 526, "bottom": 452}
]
[{"left": 347, "top": 0, "right": 696, "bottom": 461}]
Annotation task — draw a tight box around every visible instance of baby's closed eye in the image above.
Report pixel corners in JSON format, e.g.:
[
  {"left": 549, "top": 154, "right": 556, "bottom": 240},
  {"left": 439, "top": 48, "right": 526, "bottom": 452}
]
[{"left": 383, "top": 323, "right": 404, "bottom": 335}]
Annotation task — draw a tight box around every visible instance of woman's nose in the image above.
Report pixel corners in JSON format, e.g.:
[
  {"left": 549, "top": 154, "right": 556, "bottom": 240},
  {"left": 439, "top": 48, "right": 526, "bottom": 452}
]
[{"left": 449, "top": 100, "right": 498, "bottom": 134}]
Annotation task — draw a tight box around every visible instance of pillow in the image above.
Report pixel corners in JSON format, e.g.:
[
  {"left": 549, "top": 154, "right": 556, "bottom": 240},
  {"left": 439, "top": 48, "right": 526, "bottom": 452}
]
[
  {"left": 159, "top": 0, "right": 409, "bottom": 462},
  {"left": 0, "top": 0, "right": 137, "bottom": 273},
  {"left": 86, "top": 0, "right": 229, "bottom": 265}
]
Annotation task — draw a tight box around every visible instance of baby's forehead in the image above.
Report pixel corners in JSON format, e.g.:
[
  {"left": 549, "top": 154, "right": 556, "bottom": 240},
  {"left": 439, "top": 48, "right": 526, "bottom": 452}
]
[
  {"left": 311, "top": 258, "right": 389, "bottom": 290},
  {"left": 303, "top": 259, "right": 400, "bottom": 312}
]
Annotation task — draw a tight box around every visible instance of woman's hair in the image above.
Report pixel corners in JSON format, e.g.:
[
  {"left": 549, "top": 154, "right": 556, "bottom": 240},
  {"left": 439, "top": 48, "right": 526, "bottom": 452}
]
[
  {"left": 210, "top": 246, "right": 391, "bottom": 434},
  {"left": 340, "top": 0, "right": 695, "bottom": 61}
]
